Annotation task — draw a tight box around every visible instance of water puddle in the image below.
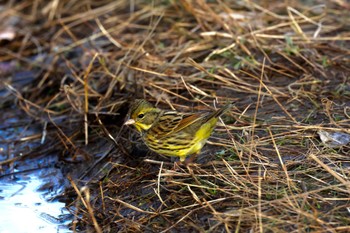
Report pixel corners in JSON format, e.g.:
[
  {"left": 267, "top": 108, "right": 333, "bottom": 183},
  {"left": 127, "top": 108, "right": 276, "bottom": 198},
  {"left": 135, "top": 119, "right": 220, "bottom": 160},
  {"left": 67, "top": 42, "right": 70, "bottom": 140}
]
[
  {"left": 0, "top": 108, "right": 72, "bottom": 232},
  {"left": 0, "top": 174, "right": 71, "bottom": 233}
]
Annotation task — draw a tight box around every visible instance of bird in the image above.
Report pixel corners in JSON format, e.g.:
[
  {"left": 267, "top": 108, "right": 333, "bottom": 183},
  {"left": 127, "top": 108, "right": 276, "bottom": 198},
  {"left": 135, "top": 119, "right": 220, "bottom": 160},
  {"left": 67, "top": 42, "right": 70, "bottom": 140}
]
[{"left": 124, "top": 99, "right": 233, "bottom": 163}]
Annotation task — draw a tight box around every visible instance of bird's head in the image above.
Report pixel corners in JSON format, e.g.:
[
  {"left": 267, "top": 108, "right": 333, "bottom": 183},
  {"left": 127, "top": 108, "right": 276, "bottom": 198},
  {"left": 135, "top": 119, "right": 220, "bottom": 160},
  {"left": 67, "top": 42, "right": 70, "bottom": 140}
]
[{"left": 124, "top": 99, "right": 161, "bottom": 132}]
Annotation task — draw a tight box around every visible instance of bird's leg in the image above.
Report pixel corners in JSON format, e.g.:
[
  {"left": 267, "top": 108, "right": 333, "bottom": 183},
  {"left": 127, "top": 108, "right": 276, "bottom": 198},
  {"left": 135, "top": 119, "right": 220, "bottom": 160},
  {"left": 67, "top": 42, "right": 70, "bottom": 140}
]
[
  {"left": 172, "top": 155, "right": 186, "bottom": 170},
  {"left": 173, "top": 160, "right": 182, "bottom": 170},
  {"left": 172, "top": 153, "right": 198, "bottom": 170},
  {"left": 183, "top": 152, "right": 199, "bottom": 166}
]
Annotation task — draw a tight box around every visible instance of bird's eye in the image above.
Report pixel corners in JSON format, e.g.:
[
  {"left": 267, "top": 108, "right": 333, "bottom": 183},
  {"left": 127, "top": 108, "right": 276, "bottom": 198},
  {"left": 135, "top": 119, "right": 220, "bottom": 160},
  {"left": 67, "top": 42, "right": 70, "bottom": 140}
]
[{"left": 137, "top": 113, "right": 145, "bottom": 119}]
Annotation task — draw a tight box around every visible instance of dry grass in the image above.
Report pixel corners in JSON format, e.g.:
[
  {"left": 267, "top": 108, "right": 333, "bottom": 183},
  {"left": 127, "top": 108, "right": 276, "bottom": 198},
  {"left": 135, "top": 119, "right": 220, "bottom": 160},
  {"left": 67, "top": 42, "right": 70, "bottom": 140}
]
[{"left": 1, "top": 0, "right": 350, "bottom": 232}]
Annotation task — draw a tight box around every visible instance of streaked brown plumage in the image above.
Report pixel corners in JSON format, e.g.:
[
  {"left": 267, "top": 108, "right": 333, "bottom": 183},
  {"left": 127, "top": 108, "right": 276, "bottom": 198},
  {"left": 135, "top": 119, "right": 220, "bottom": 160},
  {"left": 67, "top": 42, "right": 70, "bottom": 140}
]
[{"left": 124, "top": 99, "right": 233, "bottom": 162}]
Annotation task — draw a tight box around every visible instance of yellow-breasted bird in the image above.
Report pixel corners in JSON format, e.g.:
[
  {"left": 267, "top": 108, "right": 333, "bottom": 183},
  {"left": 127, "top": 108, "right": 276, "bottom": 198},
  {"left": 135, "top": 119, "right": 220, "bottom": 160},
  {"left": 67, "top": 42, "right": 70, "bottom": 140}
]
[{"left": 124, "top": 99, "right": 233, "bottom": 163}]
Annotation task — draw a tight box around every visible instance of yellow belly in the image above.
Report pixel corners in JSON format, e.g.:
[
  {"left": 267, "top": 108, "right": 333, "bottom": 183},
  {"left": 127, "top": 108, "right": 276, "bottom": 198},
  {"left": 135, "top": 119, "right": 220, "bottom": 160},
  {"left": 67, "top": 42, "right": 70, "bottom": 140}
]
[
  {"left": 177, "top": 119, "right": 216, "bottom": 161},
  {"left": 144, "top": 117, "right": 218, "bottom": 161}
]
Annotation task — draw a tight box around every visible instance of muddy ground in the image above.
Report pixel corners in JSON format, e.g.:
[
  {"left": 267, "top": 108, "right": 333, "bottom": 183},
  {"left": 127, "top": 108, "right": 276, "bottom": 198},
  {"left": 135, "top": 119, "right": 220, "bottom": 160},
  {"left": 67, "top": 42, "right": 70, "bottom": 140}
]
[{"left": 1, "top": 0, "right": 350, "bottom": 232}]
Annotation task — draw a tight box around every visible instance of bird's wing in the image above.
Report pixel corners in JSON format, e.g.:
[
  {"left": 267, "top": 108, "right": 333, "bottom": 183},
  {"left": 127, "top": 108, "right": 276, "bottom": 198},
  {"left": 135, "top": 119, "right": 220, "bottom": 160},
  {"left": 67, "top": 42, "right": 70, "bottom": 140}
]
[
  {"left": 174, "top": 112, "right": 207, "bottom": 132},
  {"left": 148, "top": 111, "right": 207, "bottom": 139}
]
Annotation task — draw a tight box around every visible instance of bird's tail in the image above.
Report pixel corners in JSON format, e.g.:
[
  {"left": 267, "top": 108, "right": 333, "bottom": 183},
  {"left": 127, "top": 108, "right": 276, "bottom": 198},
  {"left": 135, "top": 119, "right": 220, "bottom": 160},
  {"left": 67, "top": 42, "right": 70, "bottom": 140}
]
[{"left": 206, "top": 102, "right": 234, "bottom": 121}]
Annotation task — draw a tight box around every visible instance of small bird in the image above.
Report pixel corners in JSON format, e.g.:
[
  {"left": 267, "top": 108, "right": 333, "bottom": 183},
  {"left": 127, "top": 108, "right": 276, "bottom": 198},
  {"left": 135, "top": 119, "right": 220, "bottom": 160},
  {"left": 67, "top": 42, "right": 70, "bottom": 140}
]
[{"left": 124, "top": 99, "right": 233, "bottom": 163}]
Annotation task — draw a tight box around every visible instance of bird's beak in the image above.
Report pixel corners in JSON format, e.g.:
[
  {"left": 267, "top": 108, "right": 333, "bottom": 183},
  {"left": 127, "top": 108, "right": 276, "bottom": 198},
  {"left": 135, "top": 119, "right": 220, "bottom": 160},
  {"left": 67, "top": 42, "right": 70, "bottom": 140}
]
[{"left": 124, "top": 119, "right": 135, "bottom": 125}]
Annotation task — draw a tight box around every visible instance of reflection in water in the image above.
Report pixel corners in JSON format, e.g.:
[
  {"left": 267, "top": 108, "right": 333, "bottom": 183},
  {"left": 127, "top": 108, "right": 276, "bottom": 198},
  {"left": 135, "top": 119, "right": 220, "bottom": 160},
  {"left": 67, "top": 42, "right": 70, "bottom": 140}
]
[{"left": 0, "top": 175, "right": 70, "bottom": 233}]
